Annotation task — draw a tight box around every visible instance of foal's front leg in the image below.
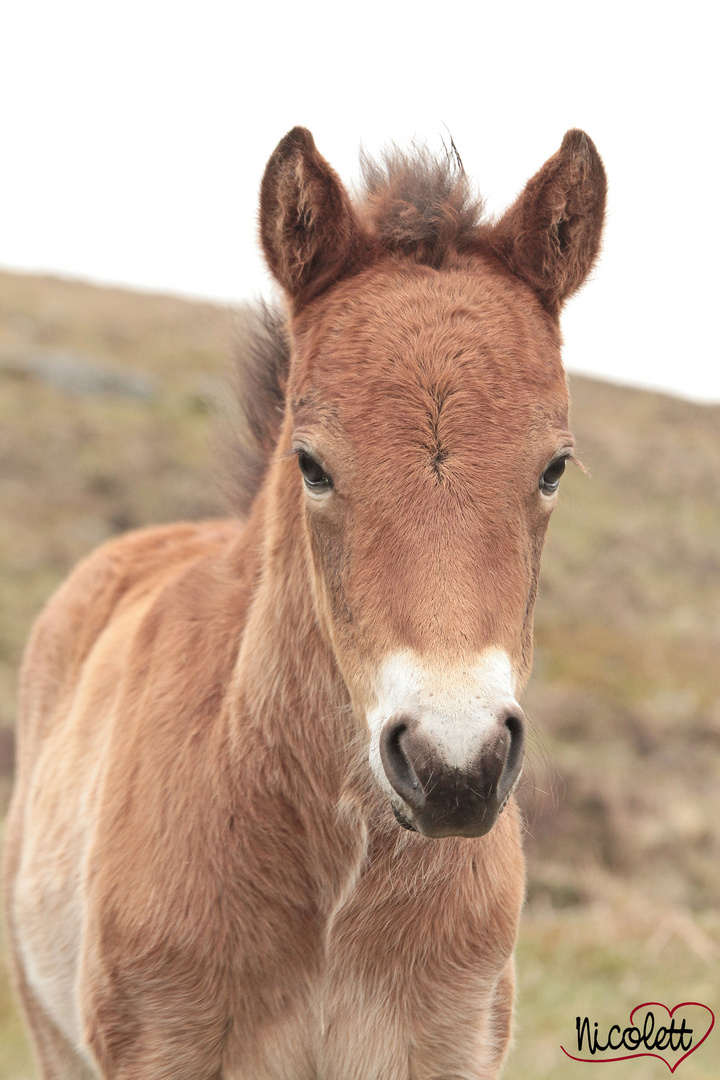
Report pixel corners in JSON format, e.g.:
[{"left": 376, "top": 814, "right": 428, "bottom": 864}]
[
  {"left": 319, "top": 847, "right": 522, "bottom": 1077},
  {"left": 318, "top": 958, "right": 513, "bottom": 1080}
]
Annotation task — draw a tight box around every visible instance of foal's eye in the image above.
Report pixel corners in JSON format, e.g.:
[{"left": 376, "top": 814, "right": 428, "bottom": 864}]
[
  {"left": 539, "top": 456, "right": 568, "bottom": 495},
  {"left": 298, "top": 451, "right": 333, "bottom": 492}
]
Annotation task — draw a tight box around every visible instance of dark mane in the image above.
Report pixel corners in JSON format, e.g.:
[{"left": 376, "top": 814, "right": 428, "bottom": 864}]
[
  {"left": 357, "top": 141, "right": 485, "bottom": 266},
  {"left": 227, "top": 143, "right": 486, "bottom": 517},
  {"left": 224, "top": 301, "right": 289, "bottom": 518}
]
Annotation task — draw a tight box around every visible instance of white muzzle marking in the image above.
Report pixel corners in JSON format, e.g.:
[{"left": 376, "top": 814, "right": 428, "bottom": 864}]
[{"left": 367, "top": 648, "right": 520, "bottom": 807}]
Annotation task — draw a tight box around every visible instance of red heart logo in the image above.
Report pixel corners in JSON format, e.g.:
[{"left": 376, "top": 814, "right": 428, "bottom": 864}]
[{"left": 561, "top": 1001, "right": 714, "bottom": 1071}]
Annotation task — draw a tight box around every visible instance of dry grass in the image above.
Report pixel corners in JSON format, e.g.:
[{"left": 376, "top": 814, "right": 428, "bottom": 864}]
[{"left": 507, "top": 899, "right": 720, "bottom": 1079}]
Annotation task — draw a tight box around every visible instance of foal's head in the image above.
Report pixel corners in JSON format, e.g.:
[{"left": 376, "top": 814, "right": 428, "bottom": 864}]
[{"left": 259, "top": 128, "right": 605, "bottom": 838}]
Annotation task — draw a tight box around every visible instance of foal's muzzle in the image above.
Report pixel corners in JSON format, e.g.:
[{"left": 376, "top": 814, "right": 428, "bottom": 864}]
[{"left": 379, "top": 708, "right": 526, "bottom": 838}]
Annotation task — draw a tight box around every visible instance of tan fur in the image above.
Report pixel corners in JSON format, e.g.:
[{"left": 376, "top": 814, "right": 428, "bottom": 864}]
[{"left": 4, "top": 129, "right": 605, "bottom": 1078}]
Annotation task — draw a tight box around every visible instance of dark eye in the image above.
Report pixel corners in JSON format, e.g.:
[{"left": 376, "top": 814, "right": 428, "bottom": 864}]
[
  {"left": 298, "top": 451, "right": 333, "bottom": 492},
  {"left": 539, "top": 456, "right": 568, "bottom": 495}
]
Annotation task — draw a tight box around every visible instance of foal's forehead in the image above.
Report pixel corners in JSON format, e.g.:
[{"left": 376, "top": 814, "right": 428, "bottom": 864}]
[{"left": 292, "top": 260, "right": 569, "bottom": 428}]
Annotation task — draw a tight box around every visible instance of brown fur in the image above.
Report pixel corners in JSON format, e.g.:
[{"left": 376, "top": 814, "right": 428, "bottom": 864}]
[{"left": 4, "top": 127, "right": 605, "bottom": 1078}]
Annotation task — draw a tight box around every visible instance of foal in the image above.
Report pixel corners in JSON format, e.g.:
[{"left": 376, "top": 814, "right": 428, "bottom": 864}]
[{"left": 4, "top": 127, "right": 605, "bottom": 1079}]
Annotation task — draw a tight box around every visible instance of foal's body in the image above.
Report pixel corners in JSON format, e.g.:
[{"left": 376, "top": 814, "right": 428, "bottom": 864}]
[
  {"left": 7, "top": 518, "right": 522, "bottom": 1079},
  {"left": 5, "top": 131, "right": 605, "bottom": 1078}
]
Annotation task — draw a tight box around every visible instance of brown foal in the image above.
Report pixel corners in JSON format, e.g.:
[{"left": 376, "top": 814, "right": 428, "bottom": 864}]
[{"left": 4, "top": 127, "right": 606, "bottom": 1079}]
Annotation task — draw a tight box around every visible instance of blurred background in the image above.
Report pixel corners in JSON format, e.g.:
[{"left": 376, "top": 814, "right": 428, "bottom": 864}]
[{"left": 1, "top": 2, "right": 718, "bottom": 1077}]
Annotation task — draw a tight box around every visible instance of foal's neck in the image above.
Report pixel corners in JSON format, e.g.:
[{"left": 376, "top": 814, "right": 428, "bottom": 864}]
[
  {"left": 224, "top": 465, "right": 373, "bottom": 898},
  {"left": 230, "top": 466, "right": 362, "bottom": 802}
]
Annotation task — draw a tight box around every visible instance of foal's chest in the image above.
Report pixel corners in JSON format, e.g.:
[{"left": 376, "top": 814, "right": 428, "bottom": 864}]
[{"left": 218, "top": 851, "right": 521, "bottom": 1080}]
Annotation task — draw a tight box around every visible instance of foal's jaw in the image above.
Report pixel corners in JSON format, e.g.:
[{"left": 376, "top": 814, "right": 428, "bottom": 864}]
[{"left": 366, "top": 649, "right": 526, "bottom": 838}]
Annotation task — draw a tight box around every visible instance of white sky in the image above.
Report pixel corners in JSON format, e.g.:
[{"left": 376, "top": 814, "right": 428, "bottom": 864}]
[{"left": 2, "top": 1, "right": 718, "bottom": 402}]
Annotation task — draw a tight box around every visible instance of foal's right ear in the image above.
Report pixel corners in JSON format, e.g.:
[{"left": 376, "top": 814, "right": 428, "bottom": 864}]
[
  {"left": 260, "top": 127, "right": 367, "bottom": 309},
  {"left": 489, "top": 130, "right": 607, "bottom": 316}
]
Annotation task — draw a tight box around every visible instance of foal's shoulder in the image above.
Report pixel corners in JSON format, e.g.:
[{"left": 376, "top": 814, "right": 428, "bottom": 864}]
[
  {"left": 32, "top": 520, "right": 241, "bottom": 649},
  {"left": 17, "top": 521, "right": 242, "bottom": 754}
]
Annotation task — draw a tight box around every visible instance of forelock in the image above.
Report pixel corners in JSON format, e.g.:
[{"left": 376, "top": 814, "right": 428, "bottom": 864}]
[{"left": 355, "top": 140, "right": 486, "bottom": 266}]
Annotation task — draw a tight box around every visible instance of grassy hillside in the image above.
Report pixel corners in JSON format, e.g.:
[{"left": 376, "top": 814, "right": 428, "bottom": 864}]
[{"left": 1, "top": 269, "right": 718, "bottom": 1078}]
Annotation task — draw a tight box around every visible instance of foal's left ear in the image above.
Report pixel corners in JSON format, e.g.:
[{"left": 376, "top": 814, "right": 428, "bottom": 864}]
[
  {"left": 260, "top": 127, "right": 367, "bottom": 309},
  {"left": 489, "top": 130, "right": 606, "bottom": 316}
]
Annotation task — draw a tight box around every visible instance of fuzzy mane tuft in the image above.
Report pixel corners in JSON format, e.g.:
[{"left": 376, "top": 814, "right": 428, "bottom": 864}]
[{"left": 357, "top": 140, "right": 485, "bottom": 266}]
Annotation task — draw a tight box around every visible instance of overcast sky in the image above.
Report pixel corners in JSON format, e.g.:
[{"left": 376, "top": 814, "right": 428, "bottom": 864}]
[{"left": 2, "top": 1, "right": 717, "bottom": 402}]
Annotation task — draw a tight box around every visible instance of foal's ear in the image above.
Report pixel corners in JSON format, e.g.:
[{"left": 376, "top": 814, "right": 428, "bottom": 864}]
[
  {"left": 260, "top": 127, "right": 367, "bottom": 308},
  {"left": 490, "top": 130, "right": 606, "bottom": 315}
]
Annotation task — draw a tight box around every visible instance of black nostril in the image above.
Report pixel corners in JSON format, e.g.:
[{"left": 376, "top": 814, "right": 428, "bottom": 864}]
[
  {"left": 500, "top": 710, "right": 526, "bottom": 797},
  {"left": 379, "top": 720, "right": 422, "bottom": 808}
]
